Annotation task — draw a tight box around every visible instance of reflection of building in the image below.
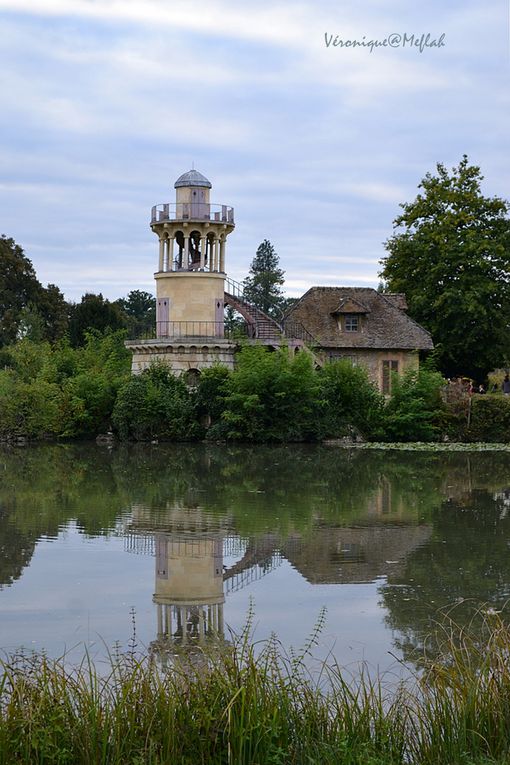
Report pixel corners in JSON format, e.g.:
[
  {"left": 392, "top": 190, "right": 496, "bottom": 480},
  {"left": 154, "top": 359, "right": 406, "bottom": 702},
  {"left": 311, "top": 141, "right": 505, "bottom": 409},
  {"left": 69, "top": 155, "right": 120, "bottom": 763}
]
[
  {"left": 282, "top": 525, "right": 431, "bottom": 584},
  {"left": 153, "top": 534, "right": 225, "bottom": 650},
  {"left": 125, "top": 506, "right": 282, "bottom": 664}
]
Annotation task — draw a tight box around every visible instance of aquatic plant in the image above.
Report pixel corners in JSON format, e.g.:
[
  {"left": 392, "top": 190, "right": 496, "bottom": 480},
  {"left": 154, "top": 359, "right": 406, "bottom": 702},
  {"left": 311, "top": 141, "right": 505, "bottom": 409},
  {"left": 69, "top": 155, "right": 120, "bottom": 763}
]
[{"left": 2, "top": 609, "right": 510, "bottom": 763}]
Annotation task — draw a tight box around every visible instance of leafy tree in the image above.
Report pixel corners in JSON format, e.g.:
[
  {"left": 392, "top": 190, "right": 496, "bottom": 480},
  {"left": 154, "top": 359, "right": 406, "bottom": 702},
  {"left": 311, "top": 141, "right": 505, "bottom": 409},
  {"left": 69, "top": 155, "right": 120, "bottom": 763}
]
[
  {"left": 242, "top": 239, "right": 285, "bottom": 318},
  {"left": 37, "top": 283, "right": 69, "bottom": 341},
  {"left": 0, "top": 236, "right": 41, "bottom": 345},
  {"left": 380, "top": 157, "right": 510, "bottom": 379},
  {"left": 218, "top": 345, "right": 320, "bottom": 442},
  {"left": 318, "top": 360, "right": 385, "bottom": 440},
  {"left": 69, "top": 293, "right": 126, "bottom": 347},
  {"left": 113, "top": 363, "right": 198, "bottom": 441},
  {"left": 381, "top": 368, "right": 446, "bottom": 442},
  {"left": 0, "top": 237, "right": 69, "bottom": 345},
  {"left": 115, "top": 290, "right": 156, "bottom": 335}
]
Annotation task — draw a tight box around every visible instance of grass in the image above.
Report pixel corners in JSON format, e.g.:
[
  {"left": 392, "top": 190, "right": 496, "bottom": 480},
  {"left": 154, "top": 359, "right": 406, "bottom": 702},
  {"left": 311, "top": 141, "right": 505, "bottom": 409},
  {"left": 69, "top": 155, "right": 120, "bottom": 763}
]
[{"left": 2, "top": 609, "right": 510, "bottom": 764}]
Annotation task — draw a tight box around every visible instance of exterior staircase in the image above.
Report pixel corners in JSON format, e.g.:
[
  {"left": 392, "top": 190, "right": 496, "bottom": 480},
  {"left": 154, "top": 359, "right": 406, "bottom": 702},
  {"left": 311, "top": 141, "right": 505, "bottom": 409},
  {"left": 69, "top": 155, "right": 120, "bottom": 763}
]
[{"left": 224, "top": 277, "right": 316, "bottom": 345}]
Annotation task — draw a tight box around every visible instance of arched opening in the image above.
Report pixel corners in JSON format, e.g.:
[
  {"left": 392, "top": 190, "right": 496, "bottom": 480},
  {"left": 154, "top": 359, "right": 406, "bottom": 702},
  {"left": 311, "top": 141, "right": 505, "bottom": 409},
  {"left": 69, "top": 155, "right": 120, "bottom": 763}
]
[
  {"left": 189, "top": 230, "right": 201, "bottom": 270},
  {"left": 184, "top": 368, "right": 201, "bottom": 387},
  {"left": 174, "top": 231, "right": 185, "bottom": 269}
]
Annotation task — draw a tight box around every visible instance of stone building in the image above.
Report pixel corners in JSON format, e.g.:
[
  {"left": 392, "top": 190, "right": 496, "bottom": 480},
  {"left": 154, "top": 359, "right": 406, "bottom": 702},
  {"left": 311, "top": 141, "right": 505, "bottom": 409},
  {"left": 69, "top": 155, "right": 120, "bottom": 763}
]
[
  {"left": 126, "top": 168, "right": 307, "bottom": 376},
  {"left": 285, "top": 287, "right": 433, "bottom": 393}
]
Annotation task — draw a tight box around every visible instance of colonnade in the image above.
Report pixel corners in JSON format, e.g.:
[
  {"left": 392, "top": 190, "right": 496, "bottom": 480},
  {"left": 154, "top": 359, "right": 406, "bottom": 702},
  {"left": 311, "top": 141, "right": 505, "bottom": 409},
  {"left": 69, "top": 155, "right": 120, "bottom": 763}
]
[
  {"left": 155, "top": 602, "right": 224, "bottom": 644},
  {"left": 158, "top": 233, "right": 226, "bottom": 273}
]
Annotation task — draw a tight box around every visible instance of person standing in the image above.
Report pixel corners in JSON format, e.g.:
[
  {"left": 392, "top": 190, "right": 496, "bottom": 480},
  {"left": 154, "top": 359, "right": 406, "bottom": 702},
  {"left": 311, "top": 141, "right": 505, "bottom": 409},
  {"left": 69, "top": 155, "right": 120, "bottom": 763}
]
[{"left": 503, "top": 374, "right": 510, "bottom": 396}]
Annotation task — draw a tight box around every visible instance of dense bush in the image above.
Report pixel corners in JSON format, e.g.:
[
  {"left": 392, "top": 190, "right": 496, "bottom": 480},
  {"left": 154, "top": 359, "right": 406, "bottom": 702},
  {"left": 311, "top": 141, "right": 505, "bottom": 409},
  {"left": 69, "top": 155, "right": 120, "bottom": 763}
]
[
  {"left": 2, "top": 334, "right": 510, "bottom": 444},
  {"left": 113, "top": 362, "right": 198, "bottom": 441},
  {"left": 317, "top": 360, "right": 385, "bottom": 440},
  {"left": 466, "top": 395, "right": 510, "bottom": 443},
  {"left": 0, "top": 332, "right": 130, "bottom": 440},
  {"left": 215, "top": 345, "right": 320, "bottom": 442},
  {"left": 381, "top": 368, "right": 446, "bottom": 442}
]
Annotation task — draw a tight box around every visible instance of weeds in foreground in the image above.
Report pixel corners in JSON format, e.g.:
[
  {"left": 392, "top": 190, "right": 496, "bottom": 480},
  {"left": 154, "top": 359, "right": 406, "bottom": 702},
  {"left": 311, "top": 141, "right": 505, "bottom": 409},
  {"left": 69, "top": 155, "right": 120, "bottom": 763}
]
[{"left": 2, "top": 608, "right": 510, "bottom": 764}]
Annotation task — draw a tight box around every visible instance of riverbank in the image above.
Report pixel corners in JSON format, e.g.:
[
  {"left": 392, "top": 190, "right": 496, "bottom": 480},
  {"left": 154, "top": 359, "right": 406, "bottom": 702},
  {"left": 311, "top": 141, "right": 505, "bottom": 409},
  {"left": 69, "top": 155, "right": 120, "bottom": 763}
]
[
  {"left": 3, "top": 334, "right": 510, "bottom": 445},
  {"left": 1, "top": 612, "right": 509, "bottom": 765}
]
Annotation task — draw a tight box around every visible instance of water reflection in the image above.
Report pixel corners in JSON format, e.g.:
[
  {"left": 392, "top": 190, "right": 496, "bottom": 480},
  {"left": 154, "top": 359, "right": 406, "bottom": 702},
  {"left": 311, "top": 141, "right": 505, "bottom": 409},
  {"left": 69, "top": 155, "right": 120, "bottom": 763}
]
[{"left": 1, "top": 443, "right": 510, "bottom": 670}]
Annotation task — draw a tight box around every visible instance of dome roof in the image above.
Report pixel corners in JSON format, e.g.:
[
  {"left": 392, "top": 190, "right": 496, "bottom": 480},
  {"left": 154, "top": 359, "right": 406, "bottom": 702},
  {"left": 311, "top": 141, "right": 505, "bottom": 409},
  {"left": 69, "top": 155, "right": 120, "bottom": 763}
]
[{"left": 174, "top": 169, "right": 212, "bottom": 189}]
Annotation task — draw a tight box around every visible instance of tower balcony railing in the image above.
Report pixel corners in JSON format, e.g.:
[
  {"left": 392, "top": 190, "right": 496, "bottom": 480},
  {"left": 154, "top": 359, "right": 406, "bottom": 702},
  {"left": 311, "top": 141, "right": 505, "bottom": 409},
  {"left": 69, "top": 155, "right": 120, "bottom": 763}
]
[
  {"left": 151, "top": 203, "right": 234, "bottom": 225},
  {"left": 127, "top": 320, "right": 317, "bottom": 345}
]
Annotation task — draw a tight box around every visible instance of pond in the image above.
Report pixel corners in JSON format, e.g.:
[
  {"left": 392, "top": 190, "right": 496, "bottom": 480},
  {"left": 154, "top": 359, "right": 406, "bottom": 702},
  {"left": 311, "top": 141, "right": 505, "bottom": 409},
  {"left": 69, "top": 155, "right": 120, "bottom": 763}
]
[{"left": 1, "top": 443, "right": 510, "bottom": 675}]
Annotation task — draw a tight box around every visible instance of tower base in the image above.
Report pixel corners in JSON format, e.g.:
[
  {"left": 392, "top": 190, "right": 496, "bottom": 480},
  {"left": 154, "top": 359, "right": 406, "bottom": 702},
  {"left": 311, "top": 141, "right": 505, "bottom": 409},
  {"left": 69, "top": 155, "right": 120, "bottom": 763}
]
[{"left": 125, "top": 338, "right": 237, "bottom": 376}]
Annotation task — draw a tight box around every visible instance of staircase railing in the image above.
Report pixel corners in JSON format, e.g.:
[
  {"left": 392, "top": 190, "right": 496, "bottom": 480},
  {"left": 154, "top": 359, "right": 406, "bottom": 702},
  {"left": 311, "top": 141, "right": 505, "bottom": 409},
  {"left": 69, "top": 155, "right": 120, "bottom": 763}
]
[{"left": 225, "top": 277, "right": 285, "bottom": 324}]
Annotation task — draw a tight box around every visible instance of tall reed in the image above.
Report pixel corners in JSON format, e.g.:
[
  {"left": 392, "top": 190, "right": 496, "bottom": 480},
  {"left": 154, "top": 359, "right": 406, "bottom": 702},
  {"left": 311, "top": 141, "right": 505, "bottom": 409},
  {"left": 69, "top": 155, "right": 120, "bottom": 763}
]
[{"left": 1, "top": 608, "right": 510, "bottom": 764}]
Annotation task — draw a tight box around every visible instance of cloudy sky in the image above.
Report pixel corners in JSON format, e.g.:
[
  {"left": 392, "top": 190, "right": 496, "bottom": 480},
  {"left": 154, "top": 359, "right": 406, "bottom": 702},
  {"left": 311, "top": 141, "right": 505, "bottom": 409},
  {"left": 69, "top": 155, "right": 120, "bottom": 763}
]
[{"left": 0, "top": 0, "right": 508, "bottom": 302}]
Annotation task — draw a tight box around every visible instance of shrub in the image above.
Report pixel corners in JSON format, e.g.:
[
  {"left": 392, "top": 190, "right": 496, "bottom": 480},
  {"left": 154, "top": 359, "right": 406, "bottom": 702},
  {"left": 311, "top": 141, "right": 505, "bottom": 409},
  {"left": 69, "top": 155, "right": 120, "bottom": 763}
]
[
  {"left": 466, "top": 395, "right": 510, "bottom": 443},
  {"left": 317, "top": 360, "right": 385, "bottom": 440},
  {"left": 381, "top": 368, "right": 446, "bottom": 442},
  {"left": 220, "top": 345, "right": 320, "bottom": 442},
  {"left": 193, "top": 364, "right": 231, "bottom": 434},
  {"left": 0, "top": 371, "right": 61, "bottom": 438},
  {"left": 113, "top": 362, "right": 198, "bottom": 441}
]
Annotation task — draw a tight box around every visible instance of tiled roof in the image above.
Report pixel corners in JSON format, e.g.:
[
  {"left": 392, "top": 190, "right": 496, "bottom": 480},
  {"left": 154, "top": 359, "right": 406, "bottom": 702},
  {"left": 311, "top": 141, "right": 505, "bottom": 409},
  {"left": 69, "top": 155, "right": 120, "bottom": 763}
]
[{"left": 286, "top": 287, "right": 433, "bottom": 350}]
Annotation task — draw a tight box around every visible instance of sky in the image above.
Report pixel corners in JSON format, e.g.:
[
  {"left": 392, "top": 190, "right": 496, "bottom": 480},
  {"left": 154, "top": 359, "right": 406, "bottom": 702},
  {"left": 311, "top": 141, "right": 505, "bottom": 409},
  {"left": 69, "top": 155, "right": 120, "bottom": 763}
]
[{"left": 0, "top": 0, "right": 509, "bottom": 302}]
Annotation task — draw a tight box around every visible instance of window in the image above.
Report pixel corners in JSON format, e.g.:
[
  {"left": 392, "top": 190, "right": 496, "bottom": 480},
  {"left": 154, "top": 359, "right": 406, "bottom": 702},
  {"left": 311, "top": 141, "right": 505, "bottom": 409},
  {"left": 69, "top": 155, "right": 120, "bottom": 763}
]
[
  {"left": 344, "top": 315, "right": 359, "bottom": 332},
  {"left": 382, "top": 360, "right": 399, "bottom": 394}
]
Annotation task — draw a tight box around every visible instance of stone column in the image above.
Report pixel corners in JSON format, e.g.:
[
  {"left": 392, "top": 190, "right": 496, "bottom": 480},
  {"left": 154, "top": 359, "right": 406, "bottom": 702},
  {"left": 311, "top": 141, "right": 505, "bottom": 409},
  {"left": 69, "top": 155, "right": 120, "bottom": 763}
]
[
  {"left": 200, "top": 236, "right": 207, "bottom": 270},
  {"left": 219, "top": 239, "right": 226, "bottom": 272},
  {"left": 157, "top": 604, "right": 163, "bottom": 637},
  {"left": 183, "top": 236, "right": 189, "bottom": 269},
  {"left": 168, "top": 237, "right": 174, "bottom": 271},
  {"left": 158, "top": 237, "right": 165, "bottom": 272}
]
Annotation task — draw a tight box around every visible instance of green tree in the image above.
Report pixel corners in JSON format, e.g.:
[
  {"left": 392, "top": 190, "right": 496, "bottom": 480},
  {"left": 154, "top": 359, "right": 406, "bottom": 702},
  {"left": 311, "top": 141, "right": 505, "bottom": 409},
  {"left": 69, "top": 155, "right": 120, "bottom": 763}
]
[
  {"left": 243, "top": 239, "right": 285, "bottom": 318},
  {"left": 0, "top": 236, "right": 41, "bottom": 345},
  {"left": 318, "top": 360, "right": 385, "bottom": 440},
  {"left": 380, "top": 157, "right": 510, "bottom": 379},
  {"left": 69, "top": 293, "right": 126, "bottom": 347},
  {"left": 112, "top": 362, "right": 198, "bottom": 441},
  {"left": 219, "top": 345, "right": 320, "bottom": 442},
  {"left": 0, "top": 237, "right": 69, "bottom": 345},
  {"left": 115, "top": 290, "right": 156, "bottom": 335}
]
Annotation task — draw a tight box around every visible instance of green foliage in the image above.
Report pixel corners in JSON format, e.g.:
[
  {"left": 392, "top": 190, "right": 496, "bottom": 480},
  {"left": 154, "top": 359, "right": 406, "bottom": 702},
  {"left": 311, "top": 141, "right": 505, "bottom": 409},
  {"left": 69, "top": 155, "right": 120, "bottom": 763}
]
[
  {"left": 380, "top": 157, "right": 510, "bottom": 379},
  {"left": 0, "top": 236, "right": 69, "bottom": 346},
  {"left": 466, "top": 395, "right": 510, "bottom": 443},
  {"left": 242, "top": 239, "right": 285, "bottom": 318},
  {"left": 381, "top": 368, "right": 446, "bottom": 442},
  {"left": 0, "top": 332, "right": 130, "bottom": 440},
  {"left": 318, "top": 360, "right": 385, "bottom": 439},
  {"left": 193, "top": 364, "right": 232, "bottom": 431},
  {"left": 115, "top": 289, "right": 156, "bottom": 336},
  {"left": 218, "top": 345, "right": 320, "bottom": 442},
  {"left": 68, "top": 293, "right": 126, "bottom": 347},
  {"left": 0, "top": 371, "right": 61, "bottom": 438},
  {"left": 113, "top": 362, "right": 198, "bottom": 441}
]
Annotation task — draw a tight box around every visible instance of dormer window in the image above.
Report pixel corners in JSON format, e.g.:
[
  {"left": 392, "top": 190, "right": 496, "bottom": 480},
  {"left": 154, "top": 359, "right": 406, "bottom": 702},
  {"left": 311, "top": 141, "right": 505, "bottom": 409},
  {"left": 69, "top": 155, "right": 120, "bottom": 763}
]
[{"left": 344, "top": 315, "right": 359, "bottom": 332}]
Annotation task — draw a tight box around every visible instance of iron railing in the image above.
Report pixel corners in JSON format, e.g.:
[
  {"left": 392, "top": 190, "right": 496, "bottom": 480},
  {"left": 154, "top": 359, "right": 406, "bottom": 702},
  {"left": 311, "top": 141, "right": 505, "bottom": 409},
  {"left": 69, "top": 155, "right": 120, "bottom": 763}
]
[
  {"left": 127, "top": 319, "right": 317, "bottom": 345},
  {"left": 151, "top": 203, "right": 234, "bottom": 225}
]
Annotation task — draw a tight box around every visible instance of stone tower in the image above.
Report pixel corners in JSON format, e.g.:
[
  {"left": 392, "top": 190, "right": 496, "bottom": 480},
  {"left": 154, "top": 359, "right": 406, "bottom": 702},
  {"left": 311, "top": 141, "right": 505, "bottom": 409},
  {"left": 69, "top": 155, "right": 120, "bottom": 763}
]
[{"left": 126, "top": 169, "right": 237, "bottom": 376}]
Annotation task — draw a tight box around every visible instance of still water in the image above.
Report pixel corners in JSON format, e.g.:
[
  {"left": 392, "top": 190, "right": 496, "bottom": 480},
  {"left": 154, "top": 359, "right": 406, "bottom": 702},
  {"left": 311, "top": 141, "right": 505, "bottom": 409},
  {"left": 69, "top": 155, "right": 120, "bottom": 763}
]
[{"left": 1, "top": 443, "right": 510, "bottom": 674}]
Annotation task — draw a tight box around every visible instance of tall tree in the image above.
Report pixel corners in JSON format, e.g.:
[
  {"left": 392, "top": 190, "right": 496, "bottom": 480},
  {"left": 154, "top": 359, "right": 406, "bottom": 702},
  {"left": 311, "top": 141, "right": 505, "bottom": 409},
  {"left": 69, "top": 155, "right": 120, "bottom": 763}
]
[
  {"left": 243, "top": 239, "right": 285, "bottom": 318},
  {"left": 0, "top": 236, "right": 41, "bottom": 345},
  {"left": 69, "top": 293, "right": 126, "bottom": 347},
  {"left": 0, "top": 236, "right": 69, "bottom": 345},
  {"left": 380, "top": 157, "right": 510, "bottom": 379},
  {"left": 115, "top": 290, "right": 156, "bottom": 335}
]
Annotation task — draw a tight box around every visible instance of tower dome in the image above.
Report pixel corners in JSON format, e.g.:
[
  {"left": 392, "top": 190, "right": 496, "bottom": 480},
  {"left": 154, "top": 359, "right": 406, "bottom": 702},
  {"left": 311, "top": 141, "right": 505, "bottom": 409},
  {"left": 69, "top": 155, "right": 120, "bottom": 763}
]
[{"left": 174, "top": 169, "right": 212, "bottom": 189}]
